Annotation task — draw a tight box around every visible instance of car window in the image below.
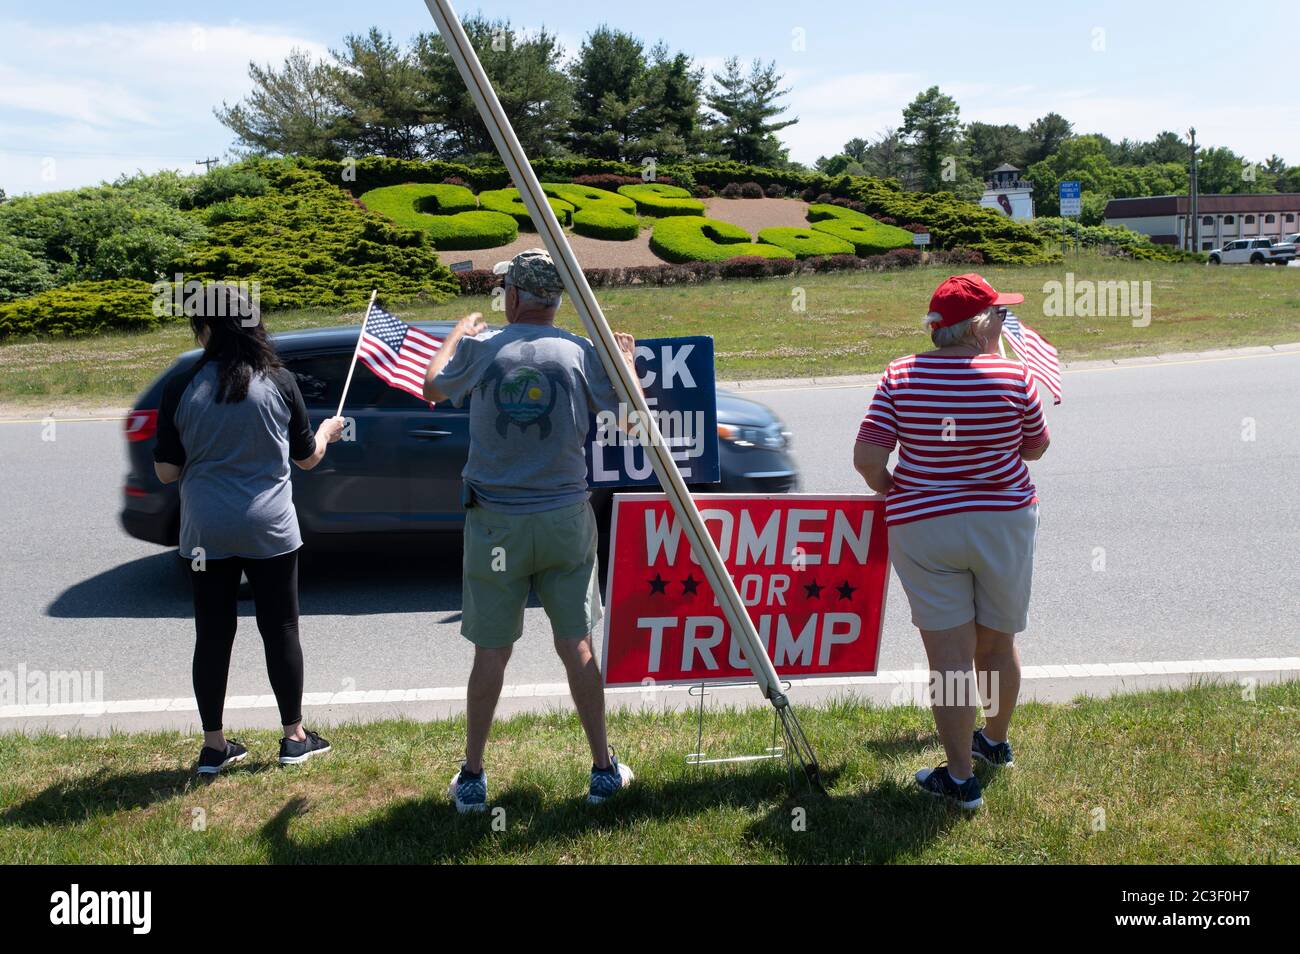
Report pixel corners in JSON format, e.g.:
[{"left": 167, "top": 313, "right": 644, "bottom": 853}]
[{"left": 282, "top": 353, "right": 387, "bottom": 410}]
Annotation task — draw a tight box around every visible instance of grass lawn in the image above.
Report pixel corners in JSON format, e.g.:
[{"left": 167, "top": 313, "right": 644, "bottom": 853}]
[
  {"left": 1, "top": 681, "right": 1295, "bottom": 864},
  {"left": 2, "top": 255, "right": 1298, "bottom": 408}
]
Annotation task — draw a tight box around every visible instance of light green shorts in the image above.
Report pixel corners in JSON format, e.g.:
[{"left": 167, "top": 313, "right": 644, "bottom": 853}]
[{"left": 461, "top": 500, "right": 603, "bottom": 648}]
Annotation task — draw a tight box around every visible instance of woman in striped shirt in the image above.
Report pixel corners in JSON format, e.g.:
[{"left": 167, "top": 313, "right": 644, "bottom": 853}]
[{"left": 854, "top": 273, "right": 1050, "bottom": 810}]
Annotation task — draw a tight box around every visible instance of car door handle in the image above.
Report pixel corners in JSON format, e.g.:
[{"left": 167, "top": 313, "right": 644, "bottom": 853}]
[{"left": 408, "top": 428, "right": 453, "bottom": 440}]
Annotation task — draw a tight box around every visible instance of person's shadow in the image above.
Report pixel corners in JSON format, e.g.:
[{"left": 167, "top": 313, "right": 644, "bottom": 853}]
[
  {"left": 45, "top": 548, "right": 468, "bottom": 622},
  {"left": 251, "top": 762, "right": 978, "bottom": 864},
  {"left": 3, "top": 757, "right": 988, "bottom": 862},
  {"left": 0, "top": 764, "right": 270, "bottom": 828}
]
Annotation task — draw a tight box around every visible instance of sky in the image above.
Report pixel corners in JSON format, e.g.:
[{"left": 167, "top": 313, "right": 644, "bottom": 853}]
[{"left": 1, "top": 0, "right": 1296, "bottom": 196}]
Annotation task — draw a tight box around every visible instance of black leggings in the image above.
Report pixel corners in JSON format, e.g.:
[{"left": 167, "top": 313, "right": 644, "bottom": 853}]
[{"left": 188, "top": 549, "right": 304, "bottom": 732}]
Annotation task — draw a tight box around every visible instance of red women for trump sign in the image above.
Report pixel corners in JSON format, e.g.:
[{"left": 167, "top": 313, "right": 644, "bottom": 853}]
[{"left": 602, "top": 494, "right": 889, "bottom": 687}]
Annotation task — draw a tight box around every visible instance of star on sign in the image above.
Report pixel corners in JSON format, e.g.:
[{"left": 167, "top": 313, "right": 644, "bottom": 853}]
[
  {"left": 803, "top": 581, "right": 824, "bottom": 599},
  {"left": 648, "top": 573, "right": 669, "bottom": 595},
  {"left": 836, "top": 581, "right": 857, "bottom": 600},
  {"left": 681, "top": 575, "right": 701, "bottom": 595}
]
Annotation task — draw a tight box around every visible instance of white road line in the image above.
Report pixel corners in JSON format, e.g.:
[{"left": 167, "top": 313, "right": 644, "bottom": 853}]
[
  {"left": 2, "top": 346, "right": 1296, "bottom": 422},
  {"left": 3, "top": 656, "right": 1296, "bottom": 719}
]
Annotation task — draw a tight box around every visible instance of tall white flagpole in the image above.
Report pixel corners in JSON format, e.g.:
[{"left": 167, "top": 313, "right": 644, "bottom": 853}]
[
  {"left": 335, "top": 289, "right": 378, "bottom": 419},
  {"left": 420, "top": 0, "right": 821, "bottom": 786}
]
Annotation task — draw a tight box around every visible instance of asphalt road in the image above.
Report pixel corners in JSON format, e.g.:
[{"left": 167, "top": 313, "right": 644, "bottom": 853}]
[{"left": 1, "top": 348, "right": 1297, "bottom": 732}]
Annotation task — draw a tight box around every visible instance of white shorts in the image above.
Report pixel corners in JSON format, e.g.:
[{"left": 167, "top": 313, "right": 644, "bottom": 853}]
[{"left": 887, "top": 503, "right": 1039, "bottom": 634}]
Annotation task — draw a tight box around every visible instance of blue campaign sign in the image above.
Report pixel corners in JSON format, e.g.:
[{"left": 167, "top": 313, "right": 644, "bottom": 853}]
[
  {"left": 1059, "top": 180, "right": 1081, "bottom": 199},
  {"left": 586, "top": 335, "right": 720, "bottom": 487}
]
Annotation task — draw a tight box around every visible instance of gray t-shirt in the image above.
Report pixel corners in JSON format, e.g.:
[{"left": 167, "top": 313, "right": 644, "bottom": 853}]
[
  {"left": 432, "top": 323, "right": 620, "bottom": 513},
  {"left": 154, "top": 361, "right": 316, "bottom": 560}
]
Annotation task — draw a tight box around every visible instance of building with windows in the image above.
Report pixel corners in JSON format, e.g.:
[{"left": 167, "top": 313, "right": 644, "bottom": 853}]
[
  {"left": 1103, "top": 194, "right": 1300, "bottom": 251},
  {"left": 979, "top": 164, "right": 1035, "bottom": 220}
]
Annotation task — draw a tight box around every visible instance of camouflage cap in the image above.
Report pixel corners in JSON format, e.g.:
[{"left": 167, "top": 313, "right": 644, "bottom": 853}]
[{"left": 493, "top": 248, "right": 565, "bottom": 298}]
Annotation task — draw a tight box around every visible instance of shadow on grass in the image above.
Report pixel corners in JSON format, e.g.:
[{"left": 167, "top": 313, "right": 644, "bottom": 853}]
[
  {"left": 0, "top": 762, "right": 270, "bottom": 827},
  {"left": 859, "top": 731, "right": 939, "bottom": 760},
  {"left": 252, "top": 763, "right": 963, "bottom": 864},
  {"left": 747, "top": 775, "right": 980, "bottom": 864}
]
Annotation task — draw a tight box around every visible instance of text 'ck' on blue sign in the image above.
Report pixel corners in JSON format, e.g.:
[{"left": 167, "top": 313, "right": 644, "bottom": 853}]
[{"left": 586, "top": 335, "right": 720, "bottom": 488}]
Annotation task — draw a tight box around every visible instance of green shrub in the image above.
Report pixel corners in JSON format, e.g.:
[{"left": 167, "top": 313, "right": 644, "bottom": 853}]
[
  {"left": 0, "top": 240, "right": 57, "bottom": 302},
  {"left": 423, "top": 210, "right": 518, "bottom": 250},
  {"left": 1032, "top": 217, "right": 1197, "bottom": 262},
  {"left": 541, "top": 183, "right": 638, "bottom": 240},
  {"left": 572, "top": 206, "right": 641, "bottom": 241},
  {"left": 0, "top": 279, "right": 164, "bottom": 339},
  {"left": 0, "top": 186, "right": 206, "bottom": 292},
  {"left": 806, "top": 202, "right": 874, "bottom": 224},
  {"left": 181, "top": 165, "right": 271, "bottom": 209},
  {"left": 616, "top": 183, "right": 705, "bottom": 217},
  {"left": 360, "top": 183, "right": 478, "bottom": 222},
  {"left": 757, "top": 227, "right": 855, "bottom": 259},
  {"left": 359, "top": 183, "right": 517, "bottom": 250},
  {"left": 540, "top": 182, "right": 636, "bottom": 211},
  {"left": 172, "top": 161, "right": 458, "bottom": 311},
  {"left": 650, "top": 216, "right": 794, "bottom": 263},
  {"left": 478, "top": 188, "right": 575, "bottom": 228},
  {"left": 804, "top": 205, "right": 914, "bottom": 256}
]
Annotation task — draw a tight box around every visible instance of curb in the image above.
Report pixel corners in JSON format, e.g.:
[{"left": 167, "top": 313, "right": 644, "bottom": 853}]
[
  {"left": 1, "top": 342, "right": 1297, "bottom": 421},
  {"left": 718, "top": 341, "right": 1300, "bottom": 392}
]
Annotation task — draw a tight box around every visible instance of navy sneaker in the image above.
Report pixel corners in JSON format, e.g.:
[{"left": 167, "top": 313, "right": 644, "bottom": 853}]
[
  {"left": 449, "top": 763, "right": 488, "bottom": 814},
  {"left": 915, "top": 763, "right": 983, "bottom": 810},
  {"left": 279, "top": 729, "right": 331, "bottom": 765},
  {"left": 196, "top": 740, "right": 248, "bottom": 776},
  {"left": 972, "top": 729, "right": 1015, "bottom": 768},
  {"left": 588, "top": 754, "right": 634, "bottom": 804}
]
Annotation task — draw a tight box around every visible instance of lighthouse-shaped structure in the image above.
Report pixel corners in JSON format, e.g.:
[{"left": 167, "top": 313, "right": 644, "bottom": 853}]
[{"left": 980, "top": 163, "right": 1035, "bottom": 220}]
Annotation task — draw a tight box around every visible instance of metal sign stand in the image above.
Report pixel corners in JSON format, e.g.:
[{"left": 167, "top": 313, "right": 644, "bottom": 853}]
[
  {"left": 684, "top": 679, "right": 824, "bottom": 794},
  {"left": 421, "top": 0, "right": 824, "bottom": 795}
]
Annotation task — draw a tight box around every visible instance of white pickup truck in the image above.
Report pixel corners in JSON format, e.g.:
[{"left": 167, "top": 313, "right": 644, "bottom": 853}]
[{"left": 1207, "top": 238, "right": 1295, "bottom": 265}]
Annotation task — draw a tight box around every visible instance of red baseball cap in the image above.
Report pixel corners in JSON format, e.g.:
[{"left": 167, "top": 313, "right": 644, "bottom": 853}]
[{"left": 927, "top": 273, "right": 1024, "bottom": 329}]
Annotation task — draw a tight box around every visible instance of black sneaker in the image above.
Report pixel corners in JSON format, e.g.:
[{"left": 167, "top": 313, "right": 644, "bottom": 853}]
[
  {"left": 915, "top": 763, "right": 983, "bottom": 810},
  {"left": 279, "top": 730, "right": 331, "bottom": 765},
  {"left": 972, "top": 729, "right": 1015, "bottom": 767},
  {"left": 196, "top": 740, "right": 248, "bottom": 775}
]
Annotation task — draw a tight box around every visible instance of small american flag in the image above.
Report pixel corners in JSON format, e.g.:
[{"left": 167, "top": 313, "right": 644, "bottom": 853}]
[
  {"left": 357, "top": 306, "right": 443, "bottom": 402},
  {"left": 1002, "top": 311, "right": 1061, "bottom": 405}
]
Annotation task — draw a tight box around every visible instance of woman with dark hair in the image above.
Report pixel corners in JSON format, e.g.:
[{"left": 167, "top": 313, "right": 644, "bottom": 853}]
[{"left": 153, "top": 285, "right": 345, "bottom": 775}]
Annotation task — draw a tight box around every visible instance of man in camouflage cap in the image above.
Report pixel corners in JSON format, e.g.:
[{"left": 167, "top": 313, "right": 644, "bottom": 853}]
[
  {"left": 423, "top": 247, "right": 641, "bottom": 812},
  {"left": 491, "top": 247, "right": 566, "bottom": 304}
]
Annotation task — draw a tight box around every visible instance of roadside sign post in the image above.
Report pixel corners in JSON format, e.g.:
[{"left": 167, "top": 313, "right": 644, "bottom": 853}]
[
  {"left": 420, "top": 0, "right": 824, "bottom": 790},
  {"left": 1059, "top": 181, "right": 1081, "bottom": 257},
  {"left": 912, "top": 231, "right": 931, "bottom": 264}
]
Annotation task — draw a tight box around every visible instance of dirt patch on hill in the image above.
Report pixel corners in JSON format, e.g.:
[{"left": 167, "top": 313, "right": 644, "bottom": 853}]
[
  {"left": 453, "top": 197, "right": 812, "bottom": 271},
  {"left": 700, "top": 196, "right": 810, "bottom": 233}
]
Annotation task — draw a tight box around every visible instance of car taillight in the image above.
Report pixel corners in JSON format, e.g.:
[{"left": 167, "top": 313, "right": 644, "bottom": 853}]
[{"left": 124, "top": 408, "right": 158, "bottom": 442}]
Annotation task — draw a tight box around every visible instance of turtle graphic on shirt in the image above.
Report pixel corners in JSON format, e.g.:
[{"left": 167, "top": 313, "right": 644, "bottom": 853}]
[{"left": 477, "top": 343, "right": 571, "bottom": 438}]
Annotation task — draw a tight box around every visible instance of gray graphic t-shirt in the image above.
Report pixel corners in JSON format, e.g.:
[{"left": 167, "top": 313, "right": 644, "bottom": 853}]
[
  {"left": 154, "top": 362, "right": 316, "bottom": 559},
  {"left": 432, "top": 323, "right": 620, "bottom": 513}
]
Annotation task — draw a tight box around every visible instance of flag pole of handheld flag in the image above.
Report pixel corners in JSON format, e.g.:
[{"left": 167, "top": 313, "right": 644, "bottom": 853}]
[
  {"left": 336, "top": 289, "right": 379, "bottom": 418},
  {"left": 420, "top": 0, "right": 823, "bottom": 790}
]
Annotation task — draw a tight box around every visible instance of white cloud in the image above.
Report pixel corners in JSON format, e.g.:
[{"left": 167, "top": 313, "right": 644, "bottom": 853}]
[{"left": 0, "top": 19, "right": 331, "bottom": 194}]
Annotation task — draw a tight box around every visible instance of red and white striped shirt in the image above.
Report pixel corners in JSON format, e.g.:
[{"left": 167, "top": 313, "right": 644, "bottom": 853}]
[{"left": 856, "top": 353, "right": 1049, "bottom": 526}]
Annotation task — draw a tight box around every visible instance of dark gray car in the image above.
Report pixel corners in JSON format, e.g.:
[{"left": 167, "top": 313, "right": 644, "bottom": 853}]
[{"left": 120, "top": 321, "right": 799, "bottom": 551}]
